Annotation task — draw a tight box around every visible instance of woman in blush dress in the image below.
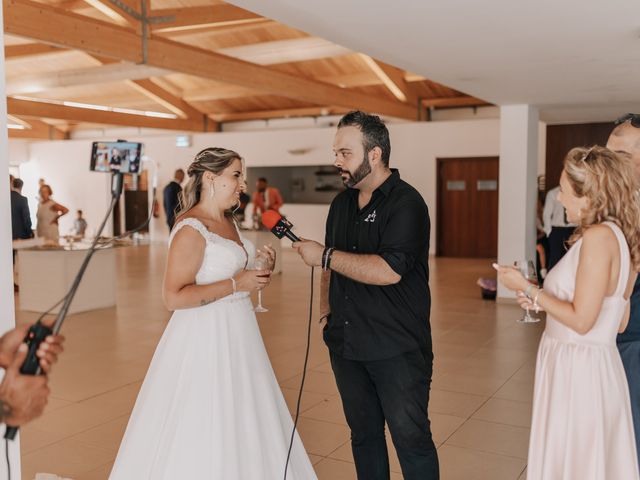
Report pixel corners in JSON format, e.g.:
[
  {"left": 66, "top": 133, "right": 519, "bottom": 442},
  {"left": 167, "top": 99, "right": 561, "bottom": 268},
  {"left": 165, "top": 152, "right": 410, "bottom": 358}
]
[
  {"left": 110, "top": 148, "right": 317, "bottom": 480},
  {"left": 496, "top": 146, "right": 640, "bottom": 480}
]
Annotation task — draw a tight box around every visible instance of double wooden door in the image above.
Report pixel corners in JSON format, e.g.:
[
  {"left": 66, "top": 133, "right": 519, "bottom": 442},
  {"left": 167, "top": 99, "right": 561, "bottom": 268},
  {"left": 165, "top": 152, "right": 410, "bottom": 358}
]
[{"left": 436, "top": 157, "right": 499, "bottom": 258}]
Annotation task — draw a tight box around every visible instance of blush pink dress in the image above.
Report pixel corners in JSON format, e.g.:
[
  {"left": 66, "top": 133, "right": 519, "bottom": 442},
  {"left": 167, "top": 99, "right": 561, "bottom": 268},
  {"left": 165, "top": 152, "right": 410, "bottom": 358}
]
[{"left": 528, "top": 222, "right": 639, "bottom": 479}]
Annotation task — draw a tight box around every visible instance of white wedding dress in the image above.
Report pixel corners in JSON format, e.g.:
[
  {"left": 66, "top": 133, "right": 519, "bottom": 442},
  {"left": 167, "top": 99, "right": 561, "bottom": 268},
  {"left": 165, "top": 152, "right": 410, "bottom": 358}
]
[{"left": 110, "top": 218, "right": 317, "bottom": 479}]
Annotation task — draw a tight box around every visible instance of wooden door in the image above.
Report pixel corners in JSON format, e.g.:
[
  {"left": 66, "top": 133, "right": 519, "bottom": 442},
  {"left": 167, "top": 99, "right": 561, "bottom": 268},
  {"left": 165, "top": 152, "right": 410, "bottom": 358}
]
[{"left": 437, "top": 157, "right": 499, "bottom": 258}]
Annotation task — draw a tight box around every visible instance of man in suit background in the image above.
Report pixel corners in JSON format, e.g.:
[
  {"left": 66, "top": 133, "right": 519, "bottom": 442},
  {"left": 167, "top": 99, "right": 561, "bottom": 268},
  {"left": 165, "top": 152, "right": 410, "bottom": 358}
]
[
  {"left": 163, "top": 169, "right": 185, "bottom": 230},
  {"left": 11, "top": 178, "right": 33, "bottom": 241}
]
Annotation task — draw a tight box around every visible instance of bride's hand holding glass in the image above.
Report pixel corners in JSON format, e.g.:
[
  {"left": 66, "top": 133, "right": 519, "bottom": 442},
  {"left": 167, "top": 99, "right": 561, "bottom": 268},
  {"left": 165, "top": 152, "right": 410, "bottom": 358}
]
[
  {"left": 253, "top": 250, "right": 273, "bottom": 313},
  {"left": 257, "top": 244, "right": 276, "bottom": 271},
  {"left": 232, "top": 269, "right": 270, "bottom": 293}
]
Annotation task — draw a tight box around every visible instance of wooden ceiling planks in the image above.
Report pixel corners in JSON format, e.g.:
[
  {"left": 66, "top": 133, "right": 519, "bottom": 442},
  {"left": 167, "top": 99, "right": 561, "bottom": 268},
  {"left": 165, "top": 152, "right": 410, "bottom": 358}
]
[{"left": 2, "top": 0, "right": 487, "bottom": 136}]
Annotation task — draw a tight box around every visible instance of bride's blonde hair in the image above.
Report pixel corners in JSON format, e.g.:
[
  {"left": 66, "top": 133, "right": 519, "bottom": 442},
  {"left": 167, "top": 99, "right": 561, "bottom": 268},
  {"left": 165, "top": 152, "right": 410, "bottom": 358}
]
[
  {"left": 175, "top": 147, "right": 242, "bottom": 220},
  {"left": 564, "top": 145, "right": 640, "bottom": 270}
]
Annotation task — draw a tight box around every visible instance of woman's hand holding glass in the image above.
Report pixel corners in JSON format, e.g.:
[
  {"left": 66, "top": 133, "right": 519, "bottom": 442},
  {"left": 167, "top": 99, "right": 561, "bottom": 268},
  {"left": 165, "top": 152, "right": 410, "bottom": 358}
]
[
  {"left": 253, "top": 248, "right": 274, "bottom": 313},
  {"left": 493, "top": 261, "right": 542, "bottom": 323},
  {"left": 233, "top": 269, "right": 271, "bottom": 293}
]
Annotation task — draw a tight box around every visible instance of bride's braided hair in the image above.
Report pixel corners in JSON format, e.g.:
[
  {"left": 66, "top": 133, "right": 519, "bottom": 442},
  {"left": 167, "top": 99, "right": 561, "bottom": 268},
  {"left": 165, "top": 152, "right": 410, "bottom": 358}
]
[{"left": 175, "top": 147, "right": 242, "bottom": 219}]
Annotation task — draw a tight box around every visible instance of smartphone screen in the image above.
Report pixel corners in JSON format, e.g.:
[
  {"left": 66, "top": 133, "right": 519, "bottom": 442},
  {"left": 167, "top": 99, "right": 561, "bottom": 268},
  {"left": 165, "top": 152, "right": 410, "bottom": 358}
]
[{"left": 91, "top": 141, "right": 142, "bottom": 174}]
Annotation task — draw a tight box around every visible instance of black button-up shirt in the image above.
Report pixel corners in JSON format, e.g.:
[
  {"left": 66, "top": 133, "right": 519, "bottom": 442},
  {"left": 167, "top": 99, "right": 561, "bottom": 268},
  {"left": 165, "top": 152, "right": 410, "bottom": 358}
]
[{"left": 324, "top": 169, "right": 431, "bottom": 361}]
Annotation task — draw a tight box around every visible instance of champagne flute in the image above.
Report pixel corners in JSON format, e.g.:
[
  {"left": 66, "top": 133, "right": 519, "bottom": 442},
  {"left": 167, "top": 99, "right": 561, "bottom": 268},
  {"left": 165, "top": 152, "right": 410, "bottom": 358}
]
[
  {"left": 514, "top": 260, "right": 540, "bottom": 324},
  {"left": 253, "top": 253, "right": 271, "bottom": 313}
]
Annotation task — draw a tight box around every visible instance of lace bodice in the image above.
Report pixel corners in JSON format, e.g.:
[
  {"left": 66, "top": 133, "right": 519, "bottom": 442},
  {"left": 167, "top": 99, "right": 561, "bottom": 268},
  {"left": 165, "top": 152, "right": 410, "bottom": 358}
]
[{"left": 169, "top": 217, "right": 256, "bottom": 287}]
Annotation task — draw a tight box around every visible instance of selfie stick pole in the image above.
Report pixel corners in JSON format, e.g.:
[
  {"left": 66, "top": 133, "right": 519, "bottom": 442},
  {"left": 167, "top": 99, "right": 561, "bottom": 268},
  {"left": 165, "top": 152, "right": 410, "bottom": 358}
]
[{"left": 4, "top": 172, "right": 123, "bottom": 441}]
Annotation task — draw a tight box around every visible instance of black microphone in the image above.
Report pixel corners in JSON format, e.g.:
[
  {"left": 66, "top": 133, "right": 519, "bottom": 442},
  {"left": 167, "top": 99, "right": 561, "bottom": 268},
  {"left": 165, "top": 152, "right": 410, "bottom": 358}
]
[{"left": 261, "top": 211, "right": 300, "bottom": 242}]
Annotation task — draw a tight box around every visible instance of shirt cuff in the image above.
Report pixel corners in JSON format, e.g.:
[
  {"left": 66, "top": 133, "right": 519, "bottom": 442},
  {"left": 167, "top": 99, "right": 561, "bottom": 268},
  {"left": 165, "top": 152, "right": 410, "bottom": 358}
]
[{"left": 380, "top": 251, "right": 414, "bottom": 277}]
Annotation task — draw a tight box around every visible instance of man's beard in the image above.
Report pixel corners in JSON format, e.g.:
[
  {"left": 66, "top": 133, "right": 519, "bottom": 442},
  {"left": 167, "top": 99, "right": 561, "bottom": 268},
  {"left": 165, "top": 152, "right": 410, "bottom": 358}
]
[{"left": 341, "top": 154, "right": 371, "bottom": 188}]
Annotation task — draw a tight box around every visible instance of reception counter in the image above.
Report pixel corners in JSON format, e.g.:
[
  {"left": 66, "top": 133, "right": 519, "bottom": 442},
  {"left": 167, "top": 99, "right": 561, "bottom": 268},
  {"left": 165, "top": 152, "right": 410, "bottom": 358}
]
[{"left": 17, "top": 245, "right": 116, "bottom": 314}]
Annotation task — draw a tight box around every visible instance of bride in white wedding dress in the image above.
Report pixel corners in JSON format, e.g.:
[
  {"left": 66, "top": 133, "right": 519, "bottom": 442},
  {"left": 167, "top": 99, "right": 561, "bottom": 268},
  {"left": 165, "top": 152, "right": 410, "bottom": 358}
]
[{"left": 110, "top": 147, "right": 317, "bottom": 479}]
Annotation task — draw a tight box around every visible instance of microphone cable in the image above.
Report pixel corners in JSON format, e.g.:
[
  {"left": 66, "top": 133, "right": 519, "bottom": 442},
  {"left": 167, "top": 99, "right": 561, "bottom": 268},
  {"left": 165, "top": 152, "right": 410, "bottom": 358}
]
[{"left": 283, "top": 265, "right": 314, "bottom": 480}]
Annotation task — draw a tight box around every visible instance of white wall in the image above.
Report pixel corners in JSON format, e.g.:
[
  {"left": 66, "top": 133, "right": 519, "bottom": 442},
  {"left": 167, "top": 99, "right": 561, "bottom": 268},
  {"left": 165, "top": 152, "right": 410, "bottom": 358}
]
[
  {"left": 0, "top": 14, "right": 22, "bottom": 477},
  {"left": 16, "top": 119, "right": 504, "bottom": 252}
]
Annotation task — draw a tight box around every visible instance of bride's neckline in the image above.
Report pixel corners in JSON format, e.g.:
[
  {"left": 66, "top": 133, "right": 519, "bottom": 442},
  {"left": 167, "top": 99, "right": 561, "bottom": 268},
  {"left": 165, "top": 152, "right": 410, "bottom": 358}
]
[
  {"left": 180, "top": 216, "right": 244, "bottom": 248},
  {"left": 179, "top": 216, "right": 249, "bottom": 269}
]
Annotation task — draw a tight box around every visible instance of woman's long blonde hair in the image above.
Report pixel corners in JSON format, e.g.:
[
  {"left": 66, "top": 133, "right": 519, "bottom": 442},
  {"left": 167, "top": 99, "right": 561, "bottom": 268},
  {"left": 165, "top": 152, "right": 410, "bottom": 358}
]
[
  {"left": 564, "top": 145, "right": 640, "bottom": 270},
  {"left": 174, "top": 147, "right": 242, "bottom": 220}
]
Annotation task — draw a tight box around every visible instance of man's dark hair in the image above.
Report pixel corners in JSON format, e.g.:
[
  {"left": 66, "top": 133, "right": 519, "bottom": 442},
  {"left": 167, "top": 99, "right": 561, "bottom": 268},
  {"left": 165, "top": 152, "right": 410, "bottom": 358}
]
[
  {"left": 257, "top": 177, "right": 268, "bottom": 183},
  {"left": 338, "top": 111, "right": 391, "bottom": 167},
  {"left": 12, "top": 178, "right": 23, "bottom": 190}
]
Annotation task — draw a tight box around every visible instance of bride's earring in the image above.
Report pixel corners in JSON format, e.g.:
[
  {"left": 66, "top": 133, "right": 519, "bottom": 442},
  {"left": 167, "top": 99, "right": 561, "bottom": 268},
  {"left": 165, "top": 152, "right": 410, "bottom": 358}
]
[{"left": 209, "top": 184, "right": 215, "bottom": 200}]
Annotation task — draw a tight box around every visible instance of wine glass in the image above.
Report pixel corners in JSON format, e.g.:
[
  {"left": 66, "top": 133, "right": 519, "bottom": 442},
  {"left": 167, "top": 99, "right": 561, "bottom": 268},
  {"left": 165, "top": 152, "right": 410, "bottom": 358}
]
[
  {"left": 514, "top": 260, "right": 540, "bottom": 324},
  {"left": 253, "top": 252, "right": 271, "bottom": 313}
]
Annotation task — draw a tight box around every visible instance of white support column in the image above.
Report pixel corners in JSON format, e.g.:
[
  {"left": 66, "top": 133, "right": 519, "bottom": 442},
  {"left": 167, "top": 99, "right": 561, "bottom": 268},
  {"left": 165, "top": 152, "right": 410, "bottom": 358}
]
[
  {"left": 0, "top": 8, "right": 22, "bottom": 479},
  {"left": 497, "top": 105, "right": 539, "bottom": 298}
]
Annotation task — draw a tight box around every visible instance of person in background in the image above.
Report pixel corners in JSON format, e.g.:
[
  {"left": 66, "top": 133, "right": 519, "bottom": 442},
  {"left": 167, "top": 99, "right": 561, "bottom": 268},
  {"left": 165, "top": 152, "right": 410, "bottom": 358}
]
[
  {"left": 163, "top": 169, "right": 185, "bottom": 230},
  {"left": 496, "top": 146, "right": 640, "bottom": 479},
  {"left": 252, "top": 177, "right": 284, "bottom": 216},
  {"left": 36, "top": 184, "right": 68, "bottom": 242},
  {"left": 74, "top": 210, "right": 88, "bottom": 238},
  {"left": 543, "top": 184, "right": 576, "bottom": 270},
  {"left": 607, "top": 112, "right": 640, "bottom": 467},
  {"left": 10, "top": 178, "right": 33, "bottom": 291},
  {"left": 235, "top": 191, "right": 251, "bottom": 223},
  {"left": 11, "top": 178, "right": 33, "bottom": 241},
  {"left": 536, "top": 196, "right": 548, "bottom": 280}
]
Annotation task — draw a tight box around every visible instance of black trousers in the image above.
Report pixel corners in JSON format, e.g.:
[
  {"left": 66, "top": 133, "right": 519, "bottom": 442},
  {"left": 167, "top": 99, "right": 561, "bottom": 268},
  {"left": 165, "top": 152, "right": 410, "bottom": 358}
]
[
  {"left": 330, "top": 347, "right": 439, "bottom": 480},
  {"left": 547, "top": 226, "right": 575, "bottom": 270}
]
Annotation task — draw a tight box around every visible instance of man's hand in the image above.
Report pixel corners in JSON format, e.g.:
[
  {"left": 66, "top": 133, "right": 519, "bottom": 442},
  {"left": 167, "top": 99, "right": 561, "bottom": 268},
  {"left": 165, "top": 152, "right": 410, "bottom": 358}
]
[
  {"left": 0, "top": 345, "right": 50, "bottom": 426},
  {"left": 292, "top": 239, "right": 325, "bottom": 267},
  {"left": 0, "top": 323, "right": 65, "bottom": 373}
]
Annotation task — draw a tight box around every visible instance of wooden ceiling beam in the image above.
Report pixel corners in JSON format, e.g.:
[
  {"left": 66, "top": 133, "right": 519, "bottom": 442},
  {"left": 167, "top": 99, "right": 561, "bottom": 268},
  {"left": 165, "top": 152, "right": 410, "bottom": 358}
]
[
  {"left": 182, "top": 72, "right": 382, "bottom": 102},
  {"left": 86, "top": 55, "right": 210, "bottom": 124},
  {"left": 6, "top": 62, "right": 173, "bottom": 95},
  {"left": 149, "top": 4, "right": 262, "bottom": 33},
  {"left": 211, "top": 106, "right": 351, "bottom": 123},
  {"left": 5, "top": 43, "right": 67, "bottom": 59},
  {"left": 421, "top": 96, "right": 491, "bottom": 108},
  {"left": 4, "top": 0, "right": 417, "bottom": 120},
  {"left": 7, "top": 97, "right": 208, "bottom": 132},
  {"left": 126, "top": 78, "right": 206, "bottom": 120},
  {"left": 358, "top": 54, "right": 417, "bottom": 104},
  {"left": 154, "top": 18, "right": 274, "bottom": 38},
  {"left": 80, "top": 0, "right": 135, "bottom": 27},
  {"left": 217, "top": 37, "right": 351, "bottom": 66},
  {"left": 8, "top": 118, "right": 68, "bottom": 140}
]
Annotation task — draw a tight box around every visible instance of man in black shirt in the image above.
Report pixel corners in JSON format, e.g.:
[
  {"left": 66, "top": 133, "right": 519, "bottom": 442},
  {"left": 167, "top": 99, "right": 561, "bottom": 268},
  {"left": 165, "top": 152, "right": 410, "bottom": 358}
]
[
  {"left": 608, "top": 113, "right": 640, "bottom": 466},
  {"left": 293, "top": 111, "right": 438, "bottom": 480}
]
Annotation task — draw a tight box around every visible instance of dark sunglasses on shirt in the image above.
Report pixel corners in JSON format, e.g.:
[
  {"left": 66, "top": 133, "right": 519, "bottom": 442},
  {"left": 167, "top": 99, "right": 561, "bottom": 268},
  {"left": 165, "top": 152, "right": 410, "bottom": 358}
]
[{"left": 614, "top": 113, "right": 640, "bottom": 128}]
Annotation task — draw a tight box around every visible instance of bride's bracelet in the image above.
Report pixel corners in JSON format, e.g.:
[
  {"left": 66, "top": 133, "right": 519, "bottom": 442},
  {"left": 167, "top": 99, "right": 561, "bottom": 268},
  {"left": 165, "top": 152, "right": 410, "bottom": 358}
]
[
  {"left": 533, "top": 288, "right": 542, "bottom": 313},
  {"left": 230, "top": 276, "right": 237, "bottom": 294}
]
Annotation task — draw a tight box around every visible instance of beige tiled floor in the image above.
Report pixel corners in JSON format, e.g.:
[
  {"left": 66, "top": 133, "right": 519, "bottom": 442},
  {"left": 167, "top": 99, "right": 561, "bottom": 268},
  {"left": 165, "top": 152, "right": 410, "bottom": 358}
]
[{"left": 16, "top": 246, "right": 541, "bottom": 480}]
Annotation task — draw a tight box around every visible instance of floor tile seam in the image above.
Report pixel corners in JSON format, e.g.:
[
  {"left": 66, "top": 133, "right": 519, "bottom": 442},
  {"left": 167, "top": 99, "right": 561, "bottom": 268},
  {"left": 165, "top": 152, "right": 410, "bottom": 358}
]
[
  {"left": 21, "top": 436, "right": 118, "bottom": 459},
  {"left": 442, "top": 440, "right": 529, "bottom": 461},
  {"left": 74, "top": 380, "right": 143, "bottom": 404},
  {"left": 298, "top": 413, "right": 347, "bottom": 427},
  {"left": 27, "top": 413, "right": 131, "bottom": 453},
  {"left": 439, "top": 442, "right": 529, "bottom": 462}
]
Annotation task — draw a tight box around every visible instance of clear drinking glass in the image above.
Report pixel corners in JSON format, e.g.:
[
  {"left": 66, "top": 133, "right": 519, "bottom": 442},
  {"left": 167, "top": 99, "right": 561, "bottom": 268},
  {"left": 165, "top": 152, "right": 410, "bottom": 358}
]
[
  {"left": 514, "top": 260, "right": 540, "bottom": 324},
  {"left": 253, "top": 253, "right": 270, "bottom": 313}
]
